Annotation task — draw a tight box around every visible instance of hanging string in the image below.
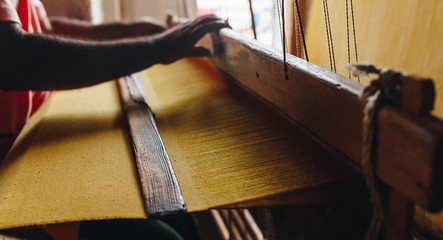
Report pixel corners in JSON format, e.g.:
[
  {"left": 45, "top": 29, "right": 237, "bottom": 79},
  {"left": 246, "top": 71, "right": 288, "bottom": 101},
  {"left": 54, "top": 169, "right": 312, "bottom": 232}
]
[
  {"left": 276, "top": 0, "right": 289, "bottom": 80},
  {"left": 322, "top": 0, "right": 336, "bottom": 73},
  {"left": 258, "top": 208, "right": 276, "bottom": 240},
  {"left": 348, "top": 63, "right": 402, "bottom": 240},
  {"left": 322, "top": 0, "right": 333, "bottom": 71},
  {"left": 350, "top": 0, "right": 360, "bottom": 82},
  {"left": 346, "top": 0, "right": 351, "bottom": 79},
  {"left": 293, "top": 2, "right": 301, "bottom": 58},
  {"left": 294, "top": 0, "right": 309, "bottom": 61},
  {"left": 228, "top": 209, "right": 233, "bottom": 240},
  {"left": 325, "top": 0, "right": 336, "bottom": 72},
  {"left": 248, "top": 0, "right": 257, "bottom": 40}
]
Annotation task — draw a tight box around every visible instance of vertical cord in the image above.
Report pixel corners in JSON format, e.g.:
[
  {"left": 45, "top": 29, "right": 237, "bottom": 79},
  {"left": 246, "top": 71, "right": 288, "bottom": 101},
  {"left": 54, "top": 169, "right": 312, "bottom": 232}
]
[
  {"left": 350, "top": 0, "right": 360, "bottom": 82},
  {"left": 346, "top": 0, "right": 351, "bottom": 79},
  {"left": 281, "top": 0, "right": 289, "bottom": 79},
  {"left": 228, "top": 210, "right": 232, "bottom": 240},
  {"left": 322, "top": 0, "right": 333, "bottom": 72},
  {"left": 325, "top": 0, "right": 336, "bottom": 72},
  {"left": 293, "top": 2, "right": 301, "bottom": 58},
  {"left": 249, "top": 0, "right": 257, "bottom": 40},
  {"left": 258, "top": 208, "right": 275, "bottom": 240},
  {"left": 294, "top": 0, "right": 309, "bottom": 61},
  {"left": 322, "top": 0, "right": 336, "bottom": 73},
  {"left": 276, "top": 0, "right": 289, "bottom": 80}
]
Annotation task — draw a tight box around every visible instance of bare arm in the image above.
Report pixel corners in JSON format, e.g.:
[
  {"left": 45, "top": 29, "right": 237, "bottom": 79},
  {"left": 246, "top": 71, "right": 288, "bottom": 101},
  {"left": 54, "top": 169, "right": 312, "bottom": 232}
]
[
  {"left": 0, "top": 15, "right": 228, "bottom": 91},
  {"left": 46, "top": 16, "right": 166, "bottom": 40}
]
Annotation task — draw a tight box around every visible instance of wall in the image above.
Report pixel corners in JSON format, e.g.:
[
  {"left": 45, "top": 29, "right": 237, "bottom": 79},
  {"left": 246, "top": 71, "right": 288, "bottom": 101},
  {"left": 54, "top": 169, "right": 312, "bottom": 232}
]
[
  {"left": 41, "top": 0, "right": 92, "bottom": 20},
  {"left": 120, "top": 0, "right": 197, "bottom": 21},
  {"left": 306, "top": 0, "right": 443, "bottom": 118}
]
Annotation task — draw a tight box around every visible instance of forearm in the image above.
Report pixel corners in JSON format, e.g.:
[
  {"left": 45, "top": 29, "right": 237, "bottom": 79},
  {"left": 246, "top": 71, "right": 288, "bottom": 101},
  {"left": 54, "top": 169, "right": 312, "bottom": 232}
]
[
  {"left": 0, "top": 15, "right": 228, "bottom": 91},
  {"left": 48, "top": 17, "right": 165, "bottom": 40},
  {"left": 0, "top": 23, "right": 160, "bottom": 91}
]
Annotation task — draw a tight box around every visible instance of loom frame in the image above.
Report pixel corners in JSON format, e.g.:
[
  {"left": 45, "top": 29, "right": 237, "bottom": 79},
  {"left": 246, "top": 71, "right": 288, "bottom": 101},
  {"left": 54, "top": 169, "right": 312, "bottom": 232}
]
[{"left": 200, "top": 28, "right": 443, "bottom": 213}]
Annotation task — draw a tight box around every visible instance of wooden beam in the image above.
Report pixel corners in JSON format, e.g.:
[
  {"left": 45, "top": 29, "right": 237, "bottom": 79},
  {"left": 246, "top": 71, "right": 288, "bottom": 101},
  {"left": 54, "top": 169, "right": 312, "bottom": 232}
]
[
  {"left": 118, "top": 75, "right": 185, "bottom": 216},
  {"left": 386, "top": 190, "right": 414, "bottom": 240},
  {"left": 201, "top": 29, "right": 443, "bottom": 211}
]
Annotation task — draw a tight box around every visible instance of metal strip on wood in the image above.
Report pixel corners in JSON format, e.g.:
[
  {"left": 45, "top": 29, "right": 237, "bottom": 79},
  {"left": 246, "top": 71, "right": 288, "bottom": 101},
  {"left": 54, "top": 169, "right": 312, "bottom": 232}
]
[{"left": 118, "top": 75, "right": 185, "bottom": 216}]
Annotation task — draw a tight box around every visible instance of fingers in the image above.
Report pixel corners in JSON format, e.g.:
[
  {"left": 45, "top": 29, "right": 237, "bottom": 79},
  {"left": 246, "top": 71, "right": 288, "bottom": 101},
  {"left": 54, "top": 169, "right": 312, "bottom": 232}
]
[
  {"left": 154, "top": 15, "right": 229, "bottom": 64},
  {"left": 189, "top": 19, "right": 230, "bottom": 43},
  {"left": 174, "top": 15, "right": 229, "bottom": 45},
  {"left": 188, "top": 46, "right": 211, "bottom": 57},
  {"left": 165, "top": 15, "right": 229, "bottom": 49},
  {"left": 166, "top": 12, "right": 175, "bottom": 28},
  {"left": 192, "top": 15, "right": 222, "bottom": 25}
]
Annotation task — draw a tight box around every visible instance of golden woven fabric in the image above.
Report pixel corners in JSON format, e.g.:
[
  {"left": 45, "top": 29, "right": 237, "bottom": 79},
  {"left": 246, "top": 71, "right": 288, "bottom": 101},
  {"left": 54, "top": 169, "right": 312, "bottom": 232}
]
[
  {"left": 0, "top": 58, "right": 340, "bottom": 228},
  {"left": 0, "top": 83, "right": 146, "bottom": 229},
  {"left": 140, "top": 58, "right": 341, "bottom": 211}
]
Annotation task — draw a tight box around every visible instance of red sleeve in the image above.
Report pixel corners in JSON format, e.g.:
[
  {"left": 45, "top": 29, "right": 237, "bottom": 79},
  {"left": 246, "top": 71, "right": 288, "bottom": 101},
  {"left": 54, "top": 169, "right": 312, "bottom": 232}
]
[{"left": 0, "top": 0, "right": 21, "bottom": 24}]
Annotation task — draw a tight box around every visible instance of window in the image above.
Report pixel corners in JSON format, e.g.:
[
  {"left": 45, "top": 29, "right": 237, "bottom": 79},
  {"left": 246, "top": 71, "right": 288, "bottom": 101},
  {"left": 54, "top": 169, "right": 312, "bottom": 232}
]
[{"left": 196, "top": 0, "right": 274, "bottom": 45}]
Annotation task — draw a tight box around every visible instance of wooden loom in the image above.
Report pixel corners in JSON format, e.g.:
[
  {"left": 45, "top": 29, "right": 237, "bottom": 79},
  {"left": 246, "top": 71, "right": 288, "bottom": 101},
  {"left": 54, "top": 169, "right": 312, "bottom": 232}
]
[
  {"left": 115, "top": 27, "right": 443, "bottom": 238},
  {"left": 117, "top": 2, "right": 443, "bottom": 237},
  {"left": 0, "top": 1, "right": 443, "bottom": 240},
  {"left": 205, "top": 28, "right": 443, "bottom": 238}
]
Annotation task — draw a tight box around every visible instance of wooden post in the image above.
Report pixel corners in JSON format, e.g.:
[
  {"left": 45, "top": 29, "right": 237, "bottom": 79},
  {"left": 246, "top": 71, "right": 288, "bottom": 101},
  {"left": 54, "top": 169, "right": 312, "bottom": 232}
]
[
  {"left": 386, "top": 190, "right": 415, "bottom": 240},
  {"left": 384, "top": 76, "right": 435, "bottom": 239}
]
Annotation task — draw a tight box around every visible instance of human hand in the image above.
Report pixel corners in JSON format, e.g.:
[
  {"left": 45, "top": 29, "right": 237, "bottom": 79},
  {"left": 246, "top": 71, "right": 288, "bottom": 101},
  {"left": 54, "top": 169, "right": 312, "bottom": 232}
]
[{"left": 153, "top": 15, "right": 230, "bottom": 64}]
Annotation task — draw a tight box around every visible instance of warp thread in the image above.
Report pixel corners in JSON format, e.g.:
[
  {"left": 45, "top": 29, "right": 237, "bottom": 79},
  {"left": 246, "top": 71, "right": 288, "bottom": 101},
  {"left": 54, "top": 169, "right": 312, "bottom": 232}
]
[
  {"left": 348, "top": 63, "right": 403, "bottom": 240},
  {"left": 258, "top": 208, "right": 275, "bottom": 240}
]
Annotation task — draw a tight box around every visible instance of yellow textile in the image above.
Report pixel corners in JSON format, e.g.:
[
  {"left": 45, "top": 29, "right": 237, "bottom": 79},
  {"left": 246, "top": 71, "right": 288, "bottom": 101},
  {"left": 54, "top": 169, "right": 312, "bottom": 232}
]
[
  {"left": 306, "top": 0, "right": 443, "bottom": 118},
  {"left": 0, "top": 83, "right": 146, "bottom": 229},
  {"left": 140, "top": 59, "right": 341, "bottom": 211},
  {"left": 0, "top": 58, "right": 340, "bottom": 228}
]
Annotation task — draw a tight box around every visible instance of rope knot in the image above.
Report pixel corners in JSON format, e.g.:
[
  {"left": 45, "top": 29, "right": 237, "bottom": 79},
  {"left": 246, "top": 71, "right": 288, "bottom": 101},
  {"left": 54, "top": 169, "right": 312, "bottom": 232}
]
[
  {"left": 347, "top": 63, "right": 405, "bottom": 240},
  {"left": 348, "top": 63, "right": 403, "bottom": 105}
]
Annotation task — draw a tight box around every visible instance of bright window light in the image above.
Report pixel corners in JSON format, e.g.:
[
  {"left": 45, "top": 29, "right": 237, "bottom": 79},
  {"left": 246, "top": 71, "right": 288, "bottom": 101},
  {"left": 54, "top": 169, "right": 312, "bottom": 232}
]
[{"left": 197, "top": 0, "right": 274, "bottom": 45}]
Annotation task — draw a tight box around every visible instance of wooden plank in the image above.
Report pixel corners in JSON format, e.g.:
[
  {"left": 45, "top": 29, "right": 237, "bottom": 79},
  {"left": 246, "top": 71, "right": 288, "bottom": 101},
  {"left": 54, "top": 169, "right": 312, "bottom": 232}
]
[
  {"left": 201, "top": 29, "right": 443, "bottom": 211},
  {"left": 117, "top": 75, "right": 185, "bottom": 216},
  {"left": 400, "top": 76, "right": 435, "bottom": 116},
  {"left": 383, "top": 76, "right": 433, "bottom": 239},
  {"left": 386, "top": 190, "right": 414, "bottom": 240}
]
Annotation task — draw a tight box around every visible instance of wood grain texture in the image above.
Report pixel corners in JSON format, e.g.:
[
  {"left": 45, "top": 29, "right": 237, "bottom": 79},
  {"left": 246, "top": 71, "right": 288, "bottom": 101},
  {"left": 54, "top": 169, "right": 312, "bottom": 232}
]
[
  {"left": 202, "top": 29, "right": 443, "bottom": 211},
  {"left": 118, "top": 75, "right": 185, "bottom": 216},
  {"left": 140, "top": 59, "right": 345, "bottom": 211}
]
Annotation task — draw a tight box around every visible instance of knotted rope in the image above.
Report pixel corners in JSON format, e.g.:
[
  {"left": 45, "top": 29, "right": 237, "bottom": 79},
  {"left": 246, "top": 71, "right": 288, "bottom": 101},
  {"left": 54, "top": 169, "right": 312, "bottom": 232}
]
[{"left": 348, "top": 63, "right": 403, "bottom": 240}]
